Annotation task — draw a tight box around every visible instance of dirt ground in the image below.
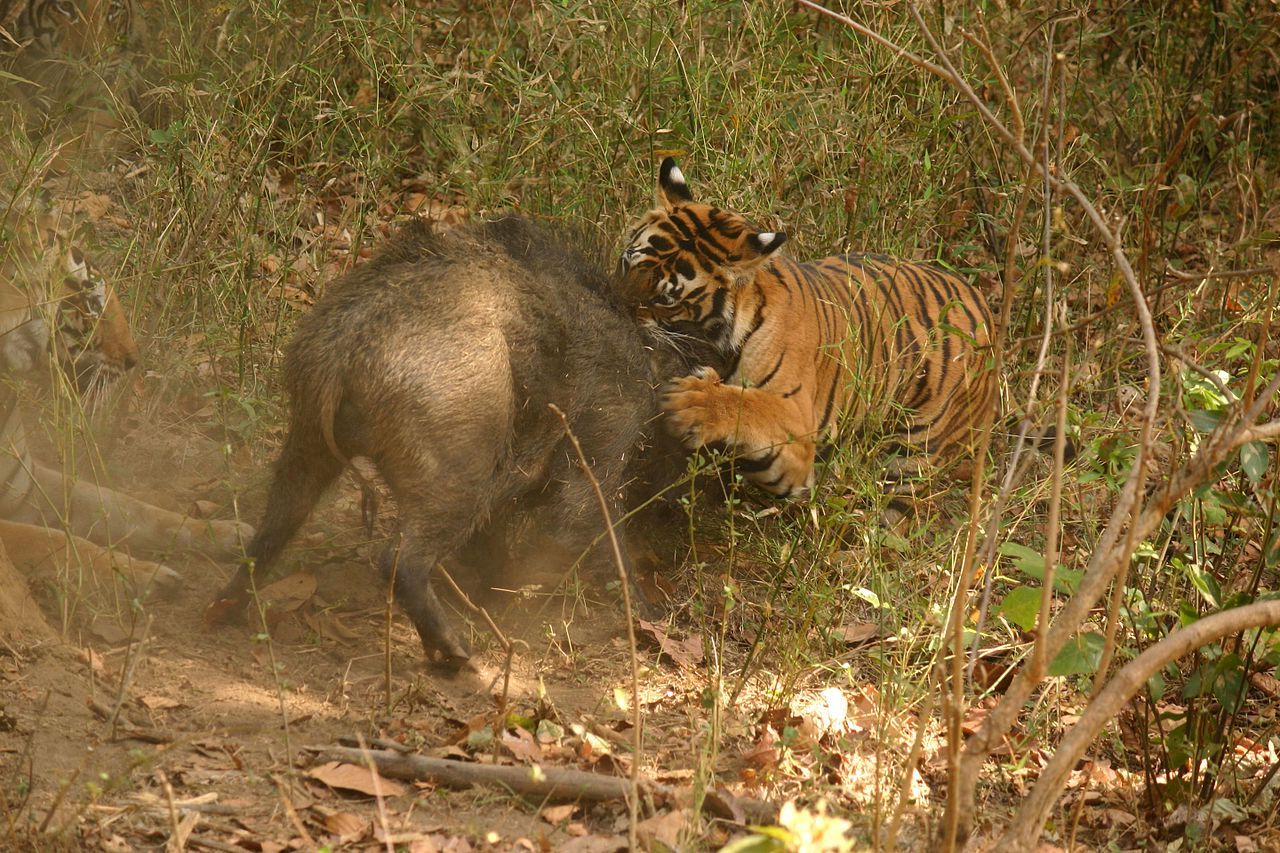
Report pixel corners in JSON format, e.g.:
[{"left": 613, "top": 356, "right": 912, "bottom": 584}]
[{"left": 0, "top": 407, "right": 805, "bottom": 852}]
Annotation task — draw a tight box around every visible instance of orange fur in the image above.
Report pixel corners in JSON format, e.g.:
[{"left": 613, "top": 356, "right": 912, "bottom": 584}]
[{"left": 620, "top": 158, "right": 996, "bottom": 497}]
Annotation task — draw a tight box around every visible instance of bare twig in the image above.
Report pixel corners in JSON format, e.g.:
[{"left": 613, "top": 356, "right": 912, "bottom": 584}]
[
  {"left": 1164, "top": 263, "right": 1272, "bottom": 281},
  {"left": 353, "top": 736, "right": 393, "bottom": 853},
  {"left": 1030, "top": 333, "right": 1071, "bottom": 681},
  {"left": 157, "top": 770, "right": 183, "bottom": 853},
  {"left": 87, "top": 698, "right": 174, "bottom": 743},
  {"left": 1152, "top": 339, "right": 1239, "bottom": 406},
  {"left": 435, "top": 564, "right": 527, "bottom": 712},
  {"left": 1006, "top": 600, "right": 1280, "bottom": 850},
  {"left": 549, "top": 403, "right": 643, "bottom": 851},
  {"left": 785, "top": 4, "right": 1278, "bottom": 848},
  {"left": 384, "top": 545, "right": 397, "bottom": 717}
]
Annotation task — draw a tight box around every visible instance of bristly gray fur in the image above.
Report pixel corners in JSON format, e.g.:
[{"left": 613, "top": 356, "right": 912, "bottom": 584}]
[{"left": 211, "top": 215, "right": 687, "bottom": 665}]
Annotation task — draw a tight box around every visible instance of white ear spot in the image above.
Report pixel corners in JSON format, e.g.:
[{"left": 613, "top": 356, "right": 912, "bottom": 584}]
[
  {"left": 65, "top": 249, "right": 88, "bottom": 278},
  {"left": 758, "top": 232, "right": 777, "bottom": 245},
  {"left": 669, "top": 166, "right": 685, "bottom": 186}
]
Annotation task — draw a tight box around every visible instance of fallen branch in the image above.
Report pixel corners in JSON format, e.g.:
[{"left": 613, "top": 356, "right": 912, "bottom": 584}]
[
  {"left": 315, "top": 745, "right": 651, "bottom": 802},
  {"left": 1004, "top": 600, "right": 1280, "bottom": 850},
  {"left": 309, "top": 746, "right": 779, "bottom": 824}
]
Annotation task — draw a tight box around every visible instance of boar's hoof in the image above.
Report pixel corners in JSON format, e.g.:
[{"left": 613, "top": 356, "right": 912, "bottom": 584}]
[
  {"left": 204, "top": 591, "right": 249, "bottom": 626},
  {"left": 422, "top": 634, "right": 473, "bottom": 670}
]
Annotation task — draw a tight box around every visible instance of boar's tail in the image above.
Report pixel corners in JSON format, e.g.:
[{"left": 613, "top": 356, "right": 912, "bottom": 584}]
[{"left": 312, "top": 370, "right": 381, "bottom": 536}]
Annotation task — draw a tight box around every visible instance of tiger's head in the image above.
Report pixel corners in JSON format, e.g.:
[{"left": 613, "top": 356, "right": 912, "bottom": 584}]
[
  {"left": 618, "top": 157, "right": 787, "bottom": 351},
  {"left": 55, "top": 245, "right": 140, "bottom": 394}
]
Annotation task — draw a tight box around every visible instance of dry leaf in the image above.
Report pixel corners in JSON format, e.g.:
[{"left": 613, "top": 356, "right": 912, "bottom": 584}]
[
  {"left": 833, "top": 621, "right": 878, "bottom": 645},
  {"left": 636, "top": 810, "right": 684, "bottom": 850},
  {"left": 71, "top": 191, "right": 114, "bottom": 221},
  {"left": 540, "top": 804, "right": 578, "bottom": 825},
  {"left": 503, "top": 729, "right": 542, "bottom": 763},
  {"left": 323, "top": 811, "right": 369, "bottom": 842},
  {"left": 558, "top": 836, "right": 627, "bottom": 853},
  {"left": 259, "top": 572, "right": 318, "bottom": 614},
  {"left": 77, "top": 647, "right": 109, "bottom": 676},
  {"left": 704, "top": 786, "right": 747, "bottom": 823},
  {"left": 137, "top": 695, "right": 183, "bottom": 711},
  {"left": 637, "top": 620, "right": 704, "bottom": 668},
  {"left": 301, "top": 609, "right": 362, "bottom": 642},
  {"left": 793, "top": 687, "right": 849, "bottom": 739},
  {"left": 306, "top": 761, "right": 406, "bottom": 797},
  {"left": 1102, "top": 808, "right": 1136, "bottom": 827}
]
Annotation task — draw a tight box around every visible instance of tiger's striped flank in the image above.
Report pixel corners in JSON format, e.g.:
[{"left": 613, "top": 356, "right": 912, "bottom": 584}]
[{"left": 618, "top": 157, "right": 997, "bottom": 499}]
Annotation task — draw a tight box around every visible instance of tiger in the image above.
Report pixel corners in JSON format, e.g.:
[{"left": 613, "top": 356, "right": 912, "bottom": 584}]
[
  {"left": 0, "top": 0, "right": 136, "bottom": 57},
  {"left": 0, "top": 223, "right": 251, "bottom": 600},
  {"left": 616, "top": 157, "right": 997, "bottom": 503},
  {"left": 1, "top": 0, "right": 142, "bottom": 168}
]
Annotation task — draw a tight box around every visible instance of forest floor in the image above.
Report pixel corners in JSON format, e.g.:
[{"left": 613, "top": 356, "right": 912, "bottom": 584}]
[
  {"left": 5, "top": 2, "right": 1280, "bottom": 850},
  {"left": 3, "top": 158, "right": 1277, "bottom": 853},
  {"left": 2, "top": 412, "right": 936, "bottom": 852}
]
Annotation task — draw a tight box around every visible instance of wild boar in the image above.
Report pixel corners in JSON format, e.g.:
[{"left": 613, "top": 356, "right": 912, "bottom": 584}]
[{"left": 209, "top": 215, "right": 671, "bottom": 665}]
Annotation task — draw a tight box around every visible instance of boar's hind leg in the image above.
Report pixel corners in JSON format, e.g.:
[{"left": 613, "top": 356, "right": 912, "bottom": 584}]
[
  {"left": 380, "top": 522, "right": 472, "bottom": 666},
  {"left": 211, "top": 430, "right": 345, "bottom": 617}
]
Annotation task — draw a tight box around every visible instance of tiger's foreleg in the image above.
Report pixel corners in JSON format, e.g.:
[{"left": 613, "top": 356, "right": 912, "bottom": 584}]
[
  {"left": 20, "top": 463, "right": 254, "bottom": 561},
  {"left": 0, "top": 518, "right": 181, "bottom": 600},
  {"left": 662, "top": 367, "right": 818, "bottom": 497}
]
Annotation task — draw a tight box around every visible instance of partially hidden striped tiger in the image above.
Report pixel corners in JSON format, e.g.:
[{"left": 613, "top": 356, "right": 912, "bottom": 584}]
[
  {"left": 0, "top": 0, "right": 136, "bottom": 57},
  {"left": 1, "top": 0, "right": 142, "bottom": 166},
  {"left": 617, "top": 157, "right": 997, "bottom": 501},
  {"left": 0, "top": 226, "right": 251, "bottom": 600}
]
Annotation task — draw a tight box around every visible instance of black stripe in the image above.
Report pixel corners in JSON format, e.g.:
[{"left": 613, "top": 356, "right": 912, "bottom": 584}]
[
  {"left": 757, "top": 350, "right": 785, "bottom": 388},
  {"left": 735, "top": 448, "right": 780, "bottom": 474},
  {"left": 817, "top": 373, "right": 840, "bottom": 432}
]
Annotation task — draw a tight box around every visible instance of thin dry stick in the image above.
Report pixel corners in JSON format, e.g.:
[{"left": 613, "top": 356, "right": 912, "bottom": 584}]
[
  {"left": 315, "top": 745, "right": 660, "bottom": 803},
  {"left": 899, "top": 10, "right": 1164, "bottom": 847},
  {"left": 270, "top": 775, "right": 314, "bottom": 849},
  {"left": 548, "top": 403, "right": 642, "bottom": 853},
  {"left": 1006, "top": 600, "right": 1280, "bottom": 850},
  {"left": 435, "top": 564, "right": 528, "bottom": 712},
  {"left": 793, "top": 4, "right": 1167, "bottom": 846},
  {"left": 34, "top": 766, "right": 81, "bottom": 835},
  {"left": 245, "top": 572, "right": 293, "bottom": 773},
  {"left": 1154, "top": 340, "right": 1239, "bottom": 405},
  {"left": 108, "top": 613, "right": 152, "bottom": 741},
  {"left": 892, "top": 57, "right": 1041, "bottom": 853},
  {"left": 1241, "top": 255, "right": 1278, "bottom": 411},
  {"left": 1164, "top": 263, "right": 1272, "bottom": 281},
  {"left": 384, "top": 544, "right": 398, "bottom": 717},
  {"left": 1030, "top": 332, "right": 1071, "bottom": 680},
  {"left": 968, "top": 34, "right": 1064, "bottom": 681},
  {"left": 157, "top": 770, "right": 182, "bottom": 853},
  {"left": 354, "top": 735, "right": 396, "bottom": 853}
]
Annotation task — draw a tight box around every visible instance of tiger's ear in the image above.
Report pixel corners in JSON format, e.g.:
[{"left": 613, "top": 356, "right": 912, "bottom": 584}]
[
  {"left": 658, "top": 157, "right": 694, "bottom": 210},
  {"left": 746, "top": 231, "right": 787, "bottom": 257},
  {"left": 64, "top": 246, "right": 90, "bottom": 282}
]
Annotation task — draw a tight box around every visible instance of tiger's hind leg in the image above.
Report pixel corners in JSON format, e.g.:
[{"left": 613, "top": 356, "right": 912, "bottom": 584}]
[
  {"left": 0, "top": 518, "right": 181, "bottom": 601},
  {"left": 19, "top": 462, "right": 254, "bottom": 561}
]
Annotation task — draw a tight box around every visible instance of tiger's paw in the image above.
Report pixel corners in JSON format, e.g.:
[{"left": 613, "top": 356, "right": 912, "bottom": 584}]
[
  {"left": 199, "top": 519, "right": 255, "bottom": 561},
  {"left": 662, "top": 367, "right": 737, "bottom": 448}
]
